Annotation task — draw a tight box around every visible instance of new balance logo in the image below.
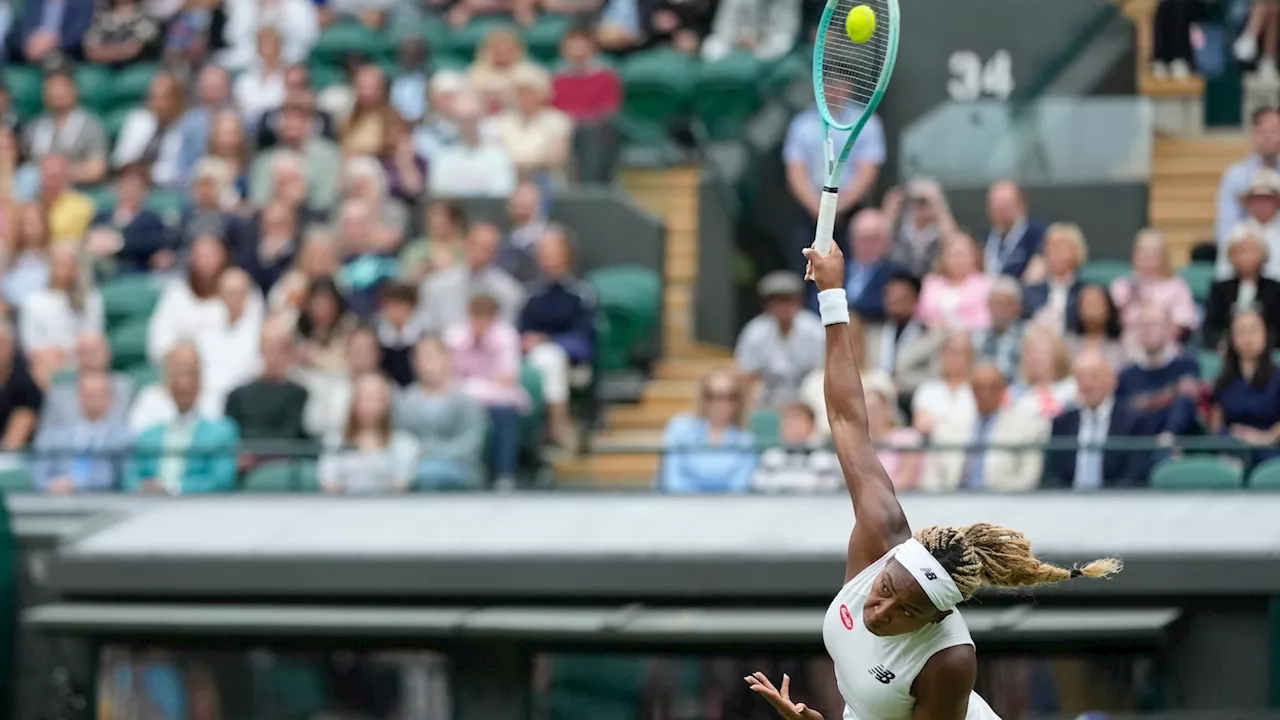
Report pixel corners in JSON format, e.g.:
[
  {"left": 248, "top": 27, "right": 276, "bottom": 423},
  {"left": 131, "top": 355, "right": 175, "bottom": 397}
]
[
  {"left": 922, "top": 568, "right": 938, "bottom": 581},
  {"left": 868, "top": 665, "right": 896, "bottom": 684}
]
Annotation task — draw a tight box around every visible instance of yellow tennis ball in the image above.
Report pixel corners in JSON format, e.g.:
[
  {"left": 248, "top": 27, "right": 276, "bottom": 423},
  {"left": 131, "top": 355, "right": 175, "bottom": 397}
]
[{"left": 845, "top": 5, "right": 876, "bottom": 44}]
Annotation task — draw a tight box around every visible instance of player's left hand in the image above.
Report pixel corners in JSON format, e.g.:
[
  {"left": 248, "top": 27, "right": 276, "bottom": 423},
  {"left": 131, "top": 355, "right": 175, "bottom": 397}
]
[{"left": 745, "top": 672, "right": 825, "bottom": 720}]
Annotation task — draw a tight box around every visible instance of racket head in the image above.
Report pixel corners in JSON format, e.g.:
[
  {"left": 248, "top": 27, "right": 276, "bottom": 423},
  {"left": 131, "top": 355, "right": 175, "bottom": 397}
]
[{"left": 812, "top": 0, "right": 900, "bottom": 135}]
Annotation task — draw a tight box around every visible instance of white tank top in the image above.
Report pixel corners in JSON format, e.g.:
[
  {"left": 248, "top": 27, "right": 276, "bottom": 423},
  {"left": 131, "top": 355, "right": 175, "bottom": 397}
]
[{"left": 822, "top": 549, "right": 1002, "bottom": 720}]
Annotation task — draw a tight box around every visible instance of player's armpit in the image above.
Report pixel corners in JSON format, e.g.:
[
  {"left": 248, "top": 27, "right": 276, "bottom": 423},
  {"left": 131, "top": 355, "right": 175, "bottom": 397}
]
[{"left": 911, "top": 645, "right": 976, "bottom": 720}]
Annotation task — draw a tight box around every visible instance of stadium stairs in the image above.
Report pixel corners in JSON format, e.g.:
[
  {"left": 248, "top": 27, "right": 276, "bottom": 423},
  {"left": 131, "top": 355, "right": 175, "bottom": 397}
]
[
  {"left": 1149, "top": 134, "right": 1251, "bottom": 266},
  {"left": 554, "top": 166, "right": 734, "bottom": 487}
]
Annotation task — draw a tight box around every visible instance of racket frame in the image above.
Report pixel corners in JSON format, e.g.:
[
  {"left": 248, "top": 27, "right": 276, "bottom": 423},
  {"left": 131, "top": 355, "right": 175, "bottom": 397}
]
[{"left": 810, "top": 0, "right": 900, "bottom": 257}]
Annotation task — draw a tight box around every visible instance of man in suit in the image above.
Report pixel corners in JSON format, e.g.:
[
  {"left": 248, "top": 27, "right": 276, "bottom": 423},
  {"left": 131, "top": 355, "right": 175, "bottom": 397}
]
[
  {"left": 1021, "top": 222, "right": 1087, "bottom": 334},
  {"left": 840, "top": 208, "right": 897, "bottom": 323},
  {"left": 33, "top": 371, "right": 132, "bottom": 493},
  {"left": 1042, "top": 350, "right": 1157, "bottom": 489},
  {"left": 126, "top": 342, "right": 239, "bottom": 495},
  {"left": 864, "top": 271, "right": 943, "bottom": 401},
  {"left": 920, "top": 363, "right": 1049, "bottom": 492},
  {"left": 1202, "top": 225, "right": 1280, "bottom": 349},
  {"left": 971, "top": 277, "right": 1028, "bottom": 381},
  {"left": 984, "top": 180, "right": 1047, "bottom": 281},
  {"left": 11, "top": 0, "right": 93, "bottom": 65}
]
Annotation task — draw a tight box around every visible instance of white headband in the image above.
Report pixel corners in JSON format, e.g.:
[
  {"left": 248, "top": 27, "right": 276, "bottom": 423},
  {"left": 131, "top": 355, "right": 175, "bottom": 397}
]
[{"left": 895, "top": 538, "right": 964, "bottom": 612}]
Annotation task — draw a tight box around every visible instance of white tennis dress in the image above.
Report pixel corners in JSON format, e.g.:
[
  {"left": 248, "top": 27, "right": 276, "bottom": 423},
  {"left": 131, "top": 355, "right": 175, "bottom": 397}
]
[{"left": 822, "top": 548, "right": 1002, "bottom": 720}]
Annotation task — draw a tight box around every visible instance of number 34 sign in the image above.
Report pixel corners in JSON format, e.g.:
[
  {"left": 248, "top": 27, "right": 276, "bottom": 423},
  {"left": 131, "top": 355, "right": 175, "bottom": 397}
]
[{"left": 947, "top": 50, "right": 1015, "bottom": 102}]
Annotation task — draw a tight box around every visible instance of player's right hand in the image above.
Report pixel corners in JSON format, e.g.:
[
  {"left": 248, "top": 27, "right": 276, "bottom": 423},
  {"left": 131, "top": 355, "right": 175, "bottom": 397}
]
[
  {"left": 802, "top": 240, "right": 846, "bottom": 292},
  {"left": 745, "top": 672, "right": 826, "bottom": 720}
]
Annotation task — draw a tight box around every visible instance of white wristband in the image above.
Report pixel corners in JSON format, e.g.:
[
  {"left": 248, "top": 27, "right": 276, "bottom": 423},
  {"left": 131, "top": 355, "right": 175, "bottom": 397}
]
[{"left": 817, "top": 288, "right": 850, "bottom": 326}]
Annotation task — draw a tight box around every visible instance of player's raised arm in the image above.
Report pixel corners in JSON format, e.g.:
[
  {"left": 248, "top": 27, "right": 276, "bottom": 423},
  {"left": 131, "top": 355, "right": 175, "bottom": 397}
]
[{"left": 803, "top": 242, "right": 910, "bottom": 581}]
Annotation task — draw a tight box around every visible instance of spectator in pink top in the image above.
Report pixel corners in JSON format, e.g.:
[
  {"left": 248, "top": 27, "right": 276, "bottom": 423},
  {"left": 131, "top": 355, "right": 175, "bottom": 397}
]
[
  {"left": 1110, "top": 229, "right": 1198, "bottom": 353},
  {"left": 917, "top": 231, "right": 992, "bottom": 331},
  {"left": 552, "top": 27, "right": 622, "bottom": 123},
  {"left": 444, "top": 293, "right": 529, "bottom": 489}
]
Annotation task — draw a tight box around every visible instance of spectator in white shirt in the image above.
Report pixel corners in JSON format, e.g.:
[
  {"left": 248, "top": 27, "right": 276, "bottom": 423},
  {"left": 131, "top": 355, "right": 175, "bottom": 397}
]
[
  {"left": 1215, "top": 108, "right": 1280, "bottom": 266},
  {"left": 147, "top": 233, "right": 230, "bottom": 364},
  {"left": 701, "top": 0, "right": 801, "bottom": 62},
  {"left": 298, "top": 323, "right": 382, "bottom": 442},
  {"left": 428, "top": 92, "right": 517, "bottom": 198},
  {"left": 495, "top": 65, "right": 573, "bottom": 186},
  {"left": 19, "top": 243, "right": 104, "bottom": 384},
  {"left": 734, "top": 271, "right": 824, "bottom": 409},
  {"left": 196, "top": 268, "right": 266, "bottom": 408},
  {"left": 128, "top": 341, "right": 225, "bottom": 434},
  {"left": 232, "top": 27, "right": 288, "bottom": 126},
  {"left": 112, "top": 72, "right": 188, "bottom": 187},
  {"left": 218, "top": 0, "right": 318, "bottom": 70},
  {"left": 911, "top": 330, "right": 976, "bottom": 438}
]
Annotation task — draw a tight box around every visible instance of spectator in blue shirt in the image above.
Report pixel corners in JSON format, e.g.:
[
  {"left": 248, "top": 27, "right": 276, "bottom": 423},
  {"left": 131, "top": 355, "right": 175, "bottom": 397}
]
[
  {"left": 1210, "top": 307, "right": 1280, "bottom": 466},
  {"left": 840, "top": 208, "right": 896, "bottom": 321},
  {"left": 659, "top": 369, "right": 756, "bottom": 493},
  {"left": 1115, "top": 303, "right": 1201, "bottom": 437},
  {"left": 519, "top": 224, "right": 596, "bottom": 446},
  {"left": 782, "top": 95, "right": 885, "bottom": 274},
  {"left": 33, "top": 370, "right": 132, "bottom": 493},
  {"left": 1216, "top": 107, "right": 1280, "bottom": 275}
]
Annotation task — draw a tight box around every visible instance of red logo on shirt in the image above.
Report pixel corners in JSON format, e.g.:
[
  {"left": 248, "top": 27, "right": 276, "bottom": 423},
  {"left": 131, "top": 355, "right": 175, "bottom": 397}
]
[{"left": 839, "top": 605, "right": 854, "bottom": 630}]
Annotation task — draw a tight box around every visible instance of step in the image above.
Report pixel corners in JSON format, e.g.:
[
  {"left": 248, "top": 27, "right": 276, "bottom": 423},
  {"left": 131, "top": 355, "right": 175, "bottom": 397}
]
[
  {"left": 642, "top": 379, "right": 700, "bottom": 401},
  {"left": 1139, "top": 75, "right": 1206, "bottom": 98},
  {"left": 592, "top": 429, "right": 666, "bottom": 451},
  {"left": 655, "top": 357, "right": 738, "bottom": 380},
  {"left": 1150, "top": 183, "right": 1223, "bottom": 201},
  {"left": 1154, "top": 135, "right": 1251, "bottom": 154},
  {"left": 609, "top": 403, "right": 688, "bottom": 429},
  {"left": 1149, "top": 199, "right": 1216, "bottom": 223},
  {"left": 1151, "top": 158, "right": 1237, "bottom": 178},
  {"left": 553, "top": 452, "right": 660, "bottom": 487}
]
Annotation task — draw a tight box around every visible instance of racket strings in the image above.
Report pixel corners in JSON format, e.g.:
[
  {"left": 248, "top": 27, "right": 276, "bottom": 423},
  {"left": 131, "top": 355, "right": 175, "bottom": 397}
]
[{"left": 819, "top": 0, "right": 891, "bottom": 128}]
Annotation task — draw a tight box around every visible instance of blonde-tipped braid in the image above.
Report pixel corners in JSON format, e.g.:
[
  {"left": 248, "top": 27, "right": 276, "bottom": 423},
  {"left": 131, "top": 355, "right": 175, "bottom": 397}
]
[{"left": 914, "top": 523, "right": 1122, "bottom": 600}]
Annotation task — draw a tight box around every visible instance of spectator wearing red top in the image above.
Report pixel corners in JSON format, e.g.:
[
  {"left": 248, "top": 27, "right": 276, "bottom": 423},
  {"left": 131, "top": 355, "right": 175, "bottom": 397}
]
[{"left": 551, "top": 27, "right": 622, "bottom": 124}]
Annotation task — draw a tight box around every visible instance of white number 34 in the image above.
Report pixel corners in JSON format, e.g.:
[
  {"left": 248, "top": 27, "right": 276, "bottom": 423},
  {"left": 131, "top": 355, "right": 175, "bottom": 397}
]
[{"left": 947, "top": 50, "right": 1015, "bottom": 102}]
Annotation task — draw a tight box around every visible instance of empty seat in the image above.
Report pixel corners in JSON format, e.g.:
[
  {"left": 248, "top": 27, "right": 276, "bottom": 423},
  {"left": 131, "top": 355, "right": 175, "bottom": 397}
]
[
  {"left": 145, "top": 188, "right": 188, "bottom": 225},
  {"left": 619, "top": 49, "right": 696, "bottom": 143},
  {"left": 1248, "top": 457, "right": 1280, "bottom": 489},
  {"left": 585, "top": 265, "right": 661, "bottom": 372},
  {"left": 693, "top": 52, "right": 764, "bottom": 140},
  {"left": 749, "top": 408, "right": 781, "bottom": 447},
  {"left": 0, "top": 468, "right": 32, "bottom": 493},
  {"left": 1196, "top": 348, "right": 1223, "bottom": 382},
  {"left": 3, "top": 66, "right": 43, "bottom": 119},
  {"left": 1178, "top": 262, "right": 1215, "bottom": 304},
  {"left": 1149, "top": 456, "right": 1243, "bottom": 490},
  {"left": 100, "top": 275, "right": 163, "bottom": 324},
  {"left": 446, "top": 18, "right": 511, "bottom": 61},
  {"left": 522, "top": 13, "right": 573, "bottom": 63},
  {"left": 125, "top": 363, "right": 161, "bottom": 389},
  {"left": 108, "top": 319, "right": 150, "bottom": 371},
  {"left": 76, "top": 64, "right": 117, "bottom": 113},
  {"left": 311, "top": 22, "right": 395, "bottom": 64},
  {"left": 243, "top": 460, "right": 320, "bottom": 492},
  {"left": 1078, "top": 260, "right": 1131, "bottom": 287},
  {"left": 110, "top": 63, "right": 160, "bottom": 109}
]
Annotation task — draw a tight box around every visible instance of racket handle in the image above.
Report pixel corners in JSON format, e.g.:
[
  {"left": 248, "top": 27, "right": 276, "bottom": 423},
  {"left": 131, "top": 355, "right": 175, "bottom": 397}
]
[{"left": 813, "top": 189, "right": 839, "bottom": 256}]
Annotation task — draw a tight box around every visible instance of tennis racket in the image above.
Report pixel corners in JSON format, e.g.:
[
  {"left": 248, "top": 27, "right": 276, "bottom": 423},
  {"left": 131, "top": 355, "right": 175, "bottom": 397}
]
[{"left": 811, "top": 0, "right": 900, "bottom": 256}]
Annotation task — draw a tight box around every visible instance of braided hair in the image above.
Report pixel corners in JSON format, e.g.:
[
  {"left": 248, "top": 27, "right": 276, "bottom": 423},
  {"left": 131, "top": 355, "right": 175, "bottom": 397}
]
[{"left": 914, "top": 523, "right": 1121, "bottom": 600}]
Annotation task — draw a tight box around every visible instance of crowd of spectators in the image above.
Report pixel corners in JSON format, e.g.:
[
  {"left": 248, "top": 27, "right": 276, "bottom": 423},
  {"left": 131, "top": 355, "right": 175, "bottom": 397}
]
[
  {"left": 0, "top": 0, "right": 789, "bottom": 493},
  {"left": 659, "top": 101, "right": 1280, "bottom": 492}
]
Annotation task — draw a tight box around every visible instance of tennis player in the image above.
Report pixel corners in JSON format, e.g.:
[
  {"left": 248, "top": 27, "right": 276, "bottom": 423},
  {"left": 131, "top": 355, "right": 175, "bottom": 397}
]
[{"left": 746, "top": 242, "right": 1121, "bottom": 720}]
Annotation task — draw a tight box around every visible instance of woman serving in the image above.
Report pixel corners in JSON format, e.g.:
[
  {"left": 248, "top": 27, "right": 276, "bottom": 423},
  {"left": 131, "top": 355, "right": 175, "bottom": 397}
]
[{"left": 746, "top": 241, "right": 1121, "bottom": 720}]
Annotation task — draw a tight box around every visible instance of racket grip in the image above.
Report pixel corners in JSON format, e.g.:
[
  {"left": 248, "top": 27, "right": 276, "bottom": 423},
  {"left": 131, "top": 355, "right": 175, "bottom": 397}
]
[{"left": 813, "top": 189, "right": 839, "bottom": 256}]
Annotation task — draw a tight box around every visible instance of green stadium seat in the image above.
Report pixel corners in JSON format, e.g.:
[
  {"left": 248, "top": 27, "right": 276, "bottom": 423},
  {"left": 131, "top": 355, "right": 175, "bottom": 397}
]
[
  {"left": 762, "top": 52, "right": 808, "bottom": 94},
  {"left": 390, "top": 15, "right": 447, "bottom": 46},
  {"left": 619, "top": 49, "right": 696, "bottom": 143},
  {"left": 432, "top": 53, "right": 471, "bottom": 72},
  {"left": 519, "top": 359, "right": 547, "bottom": 453},
  {"left": 749, "top": 408, "right": 781, "bottom": 447},
  {"left": 265, "top": 661, "right": 330, "bottom": 718},
  {"left": 3, "top": 66, "right": 44, "bottom": 119},
  {"left": 307, "top": 62, "right": 347, "bottom": 91},
  {"left": 125, "top": 363, "right": 161, "bottom": 389},
  {"left": 50, "top": 369, "right": 77, "bottom": 387},
  {"left": 1248, "top": 458, "right": 1280, "bottom": 489},
  {"left": 75, "top": 64, "right": 116, "bottom": 113},
  {"left": 1196, "top": 348, "right": 1223, "bottom": 382},
  {"left": 100, "top": 274, "right": 163, "bottom": 324},
  {"left": 522, "top": 13, "right": 573, "bottom": 63},
  {"left": 446, "top": 18, "right": 511, "bottom": 61},
  {"left": 693, "top": 52, "right": 764, "bottom": 140},
  {"left": 82, "top": 184, "right": 117, "bottom": 216},
  {"left": 1178, "top": 262, "right": 1215, "bottom": 304},
  {"left": 1078, "top": 260, "right": 1130, "bottom": 287},
  {"left": 243, "top": 460, "right": 320, "bottom": 492},
  {"left": 545, "top": 654, "right": 647, "bottom": 720},
  {"left": 585, "top": 265, "right": 661, "bottom": 372},
  {"left": 110, "top": 63, "right": 160, "bottom": 109},
  {"left": 108, "top": 319, "right": 150, "bottom": 371},
  {"left": 312, "top": 22, "right": 396, "bottom": 64},
  {"left": 1149, "top": 456, "right": 1244, "bottom": 490},
  {"left": 0, "top": 468, "right": 32, "bottom": 493}
]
